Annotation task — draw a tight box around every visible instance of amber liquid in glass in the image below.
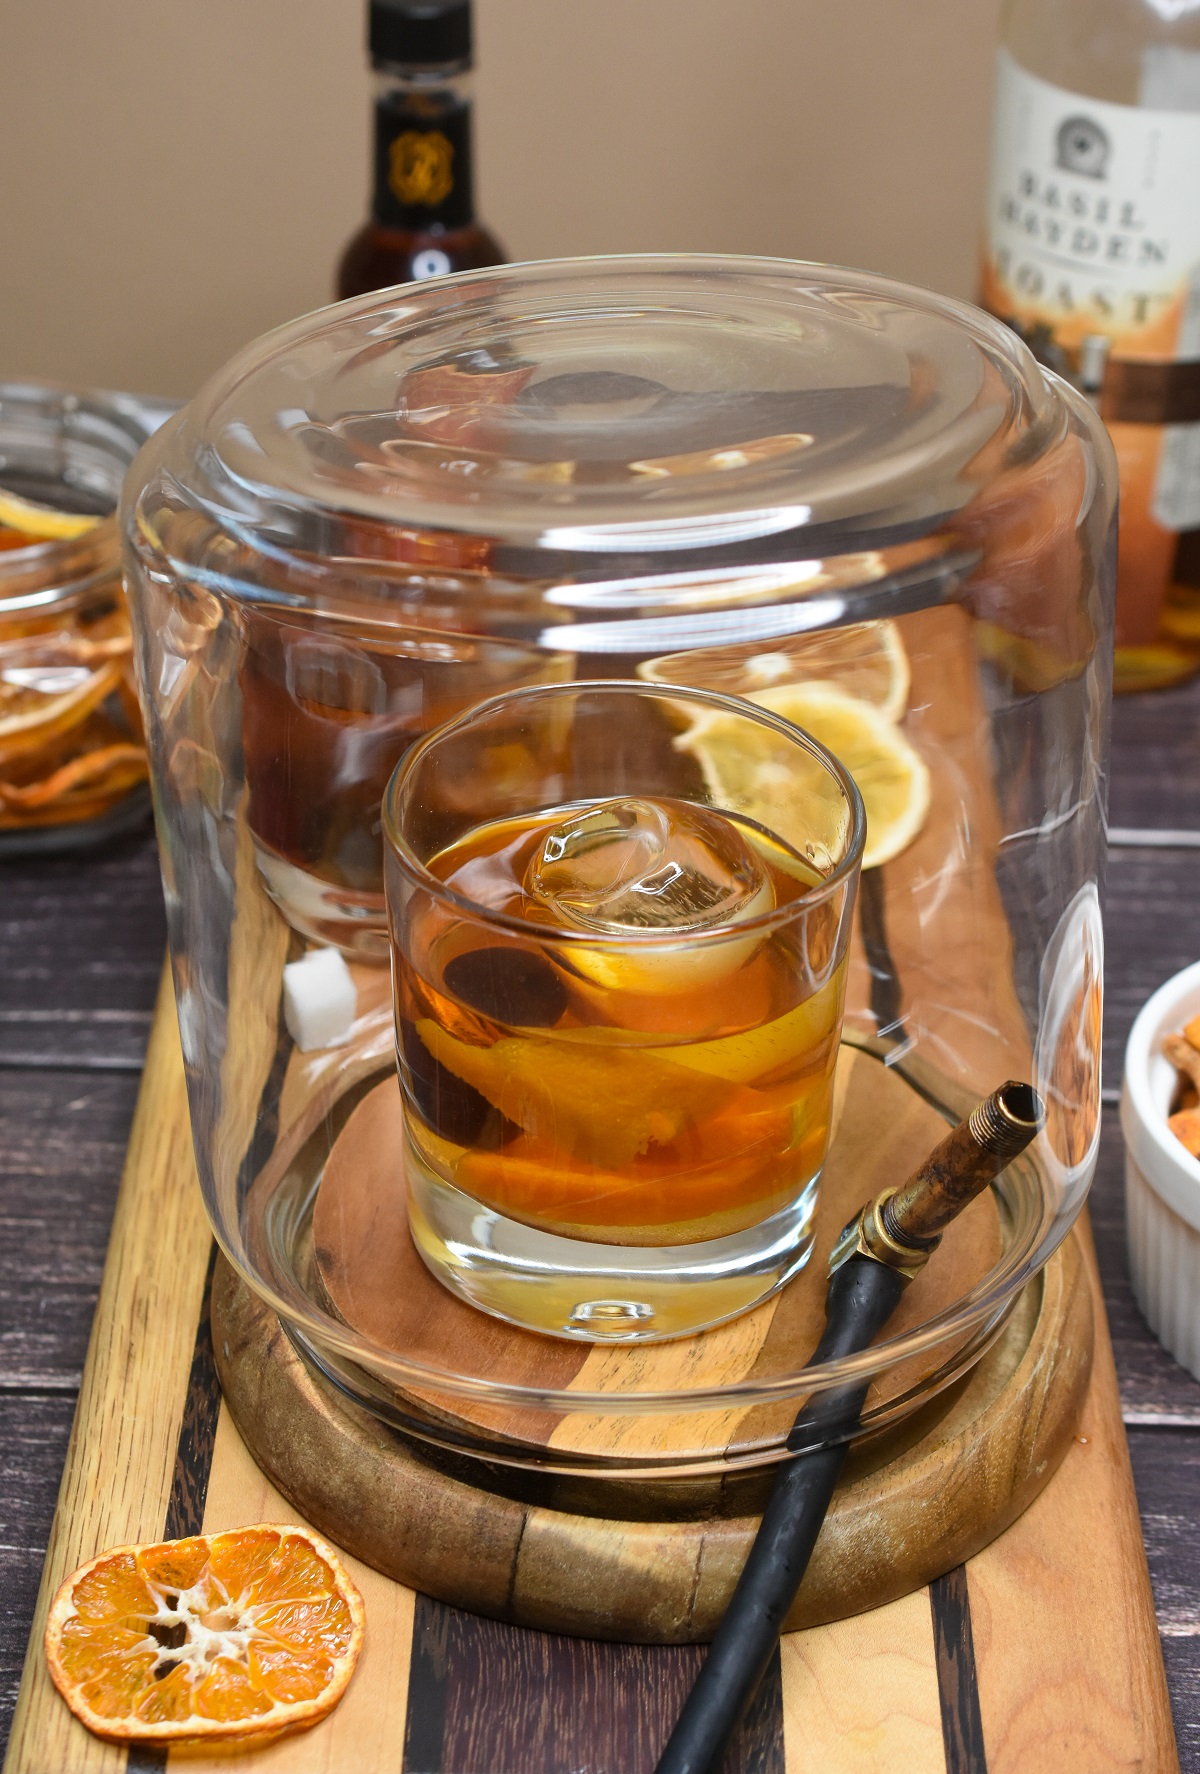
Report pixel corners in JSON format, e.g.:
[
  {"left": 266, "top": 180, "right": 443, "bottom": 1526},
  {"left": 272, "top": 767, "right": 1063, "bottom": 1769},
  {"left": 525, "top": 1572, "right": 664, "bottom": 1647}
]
[
  {"left": 395, "top": 798, "right": 845, "bottom": 1249},
  {"left": 238, "top": 615, "right": 563, "bottom": 952}
]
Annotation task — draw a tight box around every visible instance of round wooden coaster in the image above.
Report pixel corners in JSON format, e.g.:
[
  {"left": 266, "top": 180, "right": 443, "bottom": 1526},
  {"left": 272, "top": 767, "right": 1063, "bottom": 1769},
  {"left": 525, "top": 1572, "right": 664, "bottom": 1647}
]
[
  {"left": 212, "top": 1225, "right": 1092, "bottom": 1644},
  {"left": 306, "top": 1047, "right": 1010, "bottom": 1471}
]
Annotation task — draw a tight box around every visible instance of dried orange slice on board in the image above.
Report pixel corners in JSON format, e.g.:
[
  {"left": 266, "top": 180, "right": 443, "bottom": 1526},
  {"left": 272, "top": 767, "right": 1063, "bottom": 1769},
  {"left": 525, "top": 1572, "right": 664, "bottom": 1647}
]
[{"left": 44, "top": 1524, "right": 364, "bottom": 1749}]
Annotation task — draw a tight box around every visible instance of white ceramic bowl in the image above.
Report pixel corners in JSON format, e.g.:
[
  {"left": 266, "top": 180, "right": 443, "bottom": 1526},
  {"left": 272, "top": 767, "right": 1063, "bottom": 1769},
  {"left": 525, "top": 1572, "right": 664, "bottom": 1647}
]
[{"left": 1121, "top": 958, "right": 1200, "bottom": 1381}]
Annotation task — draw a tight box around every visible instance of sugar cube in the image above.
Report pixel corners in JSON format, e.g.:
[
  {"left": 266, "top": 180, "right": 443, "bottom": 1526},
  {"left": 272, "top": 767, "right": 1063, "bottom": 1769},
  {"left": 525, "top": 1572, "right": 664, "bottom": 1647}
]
[{"left": 282, "top": 948, "right": 358, "bottom": 1052}]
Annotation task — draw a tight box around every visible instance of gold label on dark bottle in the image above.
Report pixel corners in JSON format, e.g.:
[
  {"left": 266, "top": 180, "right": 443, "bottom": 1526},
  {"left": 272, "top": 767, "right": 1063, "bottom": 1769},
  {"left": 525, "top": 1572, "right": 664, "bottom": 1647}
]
[
  {"left": 388, "top": 130, "right": 455, "bottom": 208},
  {"left": 372, "top": 97, "right": 472, "bottom": 229}
]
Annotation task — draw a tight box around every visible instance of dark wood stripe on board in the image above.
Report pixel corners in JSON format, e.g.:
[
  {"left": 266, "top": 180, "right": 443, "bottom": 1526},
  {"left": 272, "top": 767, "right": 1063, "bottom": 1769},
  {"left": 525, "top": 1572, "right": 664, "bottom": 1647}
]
[
  {"left": 125, "top": 1735, "right": 170, "bottom": 1769},
  {"left": 125, "top": 1742, "right": 170, "bottom": 1770},
  {"left": 235, "top": 959, "right": 298, "bottom": 1212},
  {"left": 401, "top": 1599, "right": 785, "bottom": 1774},
  {"left": 401, "top": 1596, "right": 451, "bottom": 1773},
  {"left": 163, "top": 1241, "right": 221, "bottom": 1539},
  {"left": 930, "top": 1565, "right": 987, "bottom": 1774},
  {"left": 730, "top": 1648, "right": 786, "bottom": 1774}
]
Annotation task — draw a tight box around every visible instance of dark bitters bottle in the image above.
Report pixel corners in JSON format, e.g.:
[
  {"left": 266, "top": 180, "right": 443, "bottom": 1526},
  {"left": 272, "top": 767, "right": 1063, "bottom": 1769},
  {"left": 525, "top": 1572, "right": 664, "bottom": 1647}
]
[{"left": 337, "top": 0, "right": 506, "bottom": 299}]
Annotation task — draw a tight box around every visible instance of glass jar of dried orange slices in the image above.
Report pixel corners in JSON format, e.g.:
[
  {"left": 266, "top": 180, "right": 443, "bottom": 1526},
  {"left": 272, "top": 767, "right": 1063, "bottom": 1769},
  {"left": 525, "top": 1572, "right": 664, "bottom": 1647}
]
[{"left": 0, "top": 384, "right": 169, "bottom": 851}]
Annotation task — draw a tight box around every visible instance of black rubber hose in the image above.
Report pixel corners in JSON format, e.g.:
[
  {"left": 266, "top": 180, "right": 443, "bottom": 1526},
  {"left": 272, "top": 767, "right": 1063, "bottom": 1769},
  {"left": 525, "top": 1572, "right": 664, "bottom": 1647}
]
[{"left": 653, "top": 1256, "right": 908, "bottom": 1774}]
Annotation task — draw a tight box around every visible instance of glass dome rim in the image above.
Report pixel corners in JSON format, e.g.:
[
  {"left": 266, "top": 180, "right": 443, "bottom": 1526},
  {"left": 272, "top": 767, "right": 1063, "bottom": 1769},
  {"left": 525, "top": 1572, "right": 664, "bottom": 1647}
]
[
  {"left": 220, "top": 1193, "right": 1081, "bottom": 1418},
  {"left": 222, "top": 1036, "right": 1089, "bottom": 1421}
]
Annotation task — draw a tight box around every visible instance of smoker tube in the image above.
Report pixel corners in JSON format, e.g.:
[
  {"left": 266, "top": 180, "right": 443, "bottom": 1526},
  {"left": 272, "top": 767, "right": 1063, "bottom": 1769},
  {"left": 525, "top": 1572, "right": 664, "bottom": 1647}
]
[{"left": 653, "top": 1079, "right": 1045, "bottom": 1774}]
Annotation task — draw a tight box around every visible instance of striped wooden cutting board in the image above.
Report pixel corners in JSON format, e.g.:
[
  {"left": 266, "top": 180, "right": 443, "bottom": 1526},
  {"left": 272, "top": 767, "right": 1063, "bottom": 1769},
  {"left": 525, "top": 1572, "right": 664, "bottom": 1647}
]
[{"left": 3, "top": 970, "right": 1177, "bottom": 1774}]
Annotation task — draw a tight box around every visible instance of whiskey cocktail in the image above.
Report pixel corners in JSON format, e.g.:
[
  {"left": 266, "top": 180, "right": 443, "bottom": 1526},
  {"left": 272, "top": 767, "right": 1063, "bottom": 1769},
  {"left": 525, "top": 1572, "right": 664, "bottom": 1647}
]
[{"left": 383, "top": 681, "right": 864, "bottom": 1340}]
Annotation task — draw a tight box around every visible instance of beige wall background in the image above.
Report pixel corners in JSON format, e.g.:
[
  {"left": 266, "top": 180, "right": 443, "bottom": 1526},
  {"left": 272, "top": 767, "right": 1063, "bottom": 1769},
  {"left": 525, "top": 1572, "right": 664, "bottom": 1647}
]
[{"left": 1, "top": 0, "right": 1004, "bottom": 403}]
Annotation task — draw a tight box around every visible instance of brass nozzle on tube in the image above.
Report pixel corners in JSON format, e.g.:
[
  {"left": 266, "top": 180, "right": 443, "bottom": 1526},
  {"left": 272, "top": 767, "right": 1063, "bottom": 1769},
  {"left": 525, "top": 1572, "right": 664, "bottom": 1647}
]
[{"left": 829, "top": 1081, "right": 1045, "bottom": 1282}]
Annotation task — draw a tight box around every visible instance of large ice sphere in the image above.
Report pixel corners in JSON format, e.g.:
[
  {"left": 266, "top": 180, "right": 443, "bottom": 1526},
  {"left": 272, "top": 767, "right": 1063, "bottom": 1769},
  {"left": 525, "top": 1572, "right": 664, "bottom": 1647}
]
[{"left": 526, "top": 797, "right": 772, "bottom": 935}]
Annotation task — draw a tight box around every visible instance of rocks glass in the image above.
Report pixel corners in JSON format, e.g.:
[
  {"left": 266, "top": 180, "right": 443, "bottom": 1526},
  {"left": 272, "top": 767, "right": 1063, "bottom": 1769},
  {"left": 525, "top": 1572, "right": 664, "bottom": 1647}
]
[{"left": 383, "top": 680, "right": 865, "bottom": 1339}]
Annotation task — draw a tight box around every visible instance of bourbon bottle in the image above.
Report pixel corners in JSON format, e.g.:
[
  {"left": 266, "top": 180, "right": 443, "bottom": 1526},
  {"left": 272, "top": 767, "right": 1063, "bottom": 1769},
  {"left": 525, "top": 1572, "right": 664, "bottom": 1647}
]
[
  {"left": 337, "top": 0, "right": 505, "bottom": 300},
  {"left": 981, "top": 0, "right": 1200, "bottom": 689}
]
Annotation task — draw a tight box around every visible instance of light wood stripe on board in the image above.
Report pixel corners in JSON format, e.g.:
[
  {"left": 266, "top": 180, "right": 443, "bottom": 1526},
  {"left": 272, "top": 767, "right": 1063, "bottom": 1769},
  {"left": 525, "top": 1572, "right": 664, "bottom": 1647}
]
[
  {"left": 166, "top": 1406, "right": 416, "bottom": 1774},
  {"left": 968, "top": 1217, "right": 1178, "bottom": 1774},
  {"left": 780, "top": 1588, "right": 945, "bottom": 1773},
  {"left": 4, "top": 973, "right": 212, "bottom": 1774}
]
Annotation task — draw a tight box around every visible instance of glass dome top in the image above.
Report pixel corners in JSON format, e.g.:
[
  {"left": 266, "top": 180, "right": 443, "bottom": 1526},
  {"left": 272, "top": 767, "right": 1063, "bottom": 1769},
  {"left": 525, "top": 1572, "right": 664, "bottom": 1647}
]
[{"left": 136, "top": 256, "right": 1065, "bottom": 612}]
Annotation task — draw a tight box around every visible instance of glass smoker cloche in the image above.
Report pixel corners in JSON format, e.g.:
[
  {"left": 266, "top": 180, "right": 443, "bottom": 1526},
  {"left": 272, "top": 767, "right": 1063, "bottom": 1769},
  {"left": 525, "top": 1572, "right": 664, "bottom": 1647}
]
[{"left": 121, "top": 255, "right": 1115, "bottom": 1473}]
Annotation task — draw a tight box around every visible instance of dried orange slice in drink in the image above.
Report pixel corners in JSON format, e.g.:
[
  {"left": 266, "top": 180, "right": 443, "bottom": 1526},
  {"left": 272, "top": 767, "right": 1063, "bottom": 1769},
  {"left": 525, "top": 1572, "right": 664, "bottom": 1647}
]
[
  {"left": 44, "top": 1524, "right": 364, "bottom": 1749},
  {"left": 416, "top": 1014, "right": 747, "bottom": 1168}
]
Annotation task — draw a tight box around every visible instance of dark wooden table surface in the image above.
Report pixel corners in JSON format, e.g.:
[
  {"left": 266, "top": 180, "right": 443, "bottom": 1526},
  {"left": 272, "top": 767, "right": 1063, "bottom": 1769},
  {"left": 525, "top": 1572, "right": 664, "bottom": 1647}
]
[{"left": 3, "top": 680, "right": 1200, "bottom": 1770}]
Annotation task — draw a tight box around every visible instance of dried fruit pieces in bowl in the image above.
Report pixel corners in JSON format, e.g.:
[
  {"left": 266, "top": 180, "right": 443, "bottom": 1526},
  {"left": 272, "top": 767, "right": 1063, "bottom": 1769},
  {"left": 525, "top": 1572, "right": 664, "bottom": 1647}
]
[
  {"left": 0, "top": 607, "right": 148, "bottom": 830},
  {"left": 1163, "top": 1014, "right": 1200, "bottom": 1159},
  {"left": 44, "top": 1523, "right": 365, "bottom": 1749}
]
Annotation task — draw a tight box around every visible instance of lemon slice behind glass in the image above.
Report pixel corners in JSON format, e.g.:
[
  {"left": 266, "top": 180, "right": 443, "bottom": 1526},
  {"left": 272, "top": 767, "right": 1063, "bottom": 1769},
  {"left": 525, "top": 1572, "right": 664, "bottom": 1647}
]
[
  {"left": 678, "top": 683, "right": 931, "bottom": 870},
  {"left": 0, "top": 488, "right": 104, "bottom": 542},
  {"left": 641, "top": 619, "right": 911, "bottom": 722}
]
